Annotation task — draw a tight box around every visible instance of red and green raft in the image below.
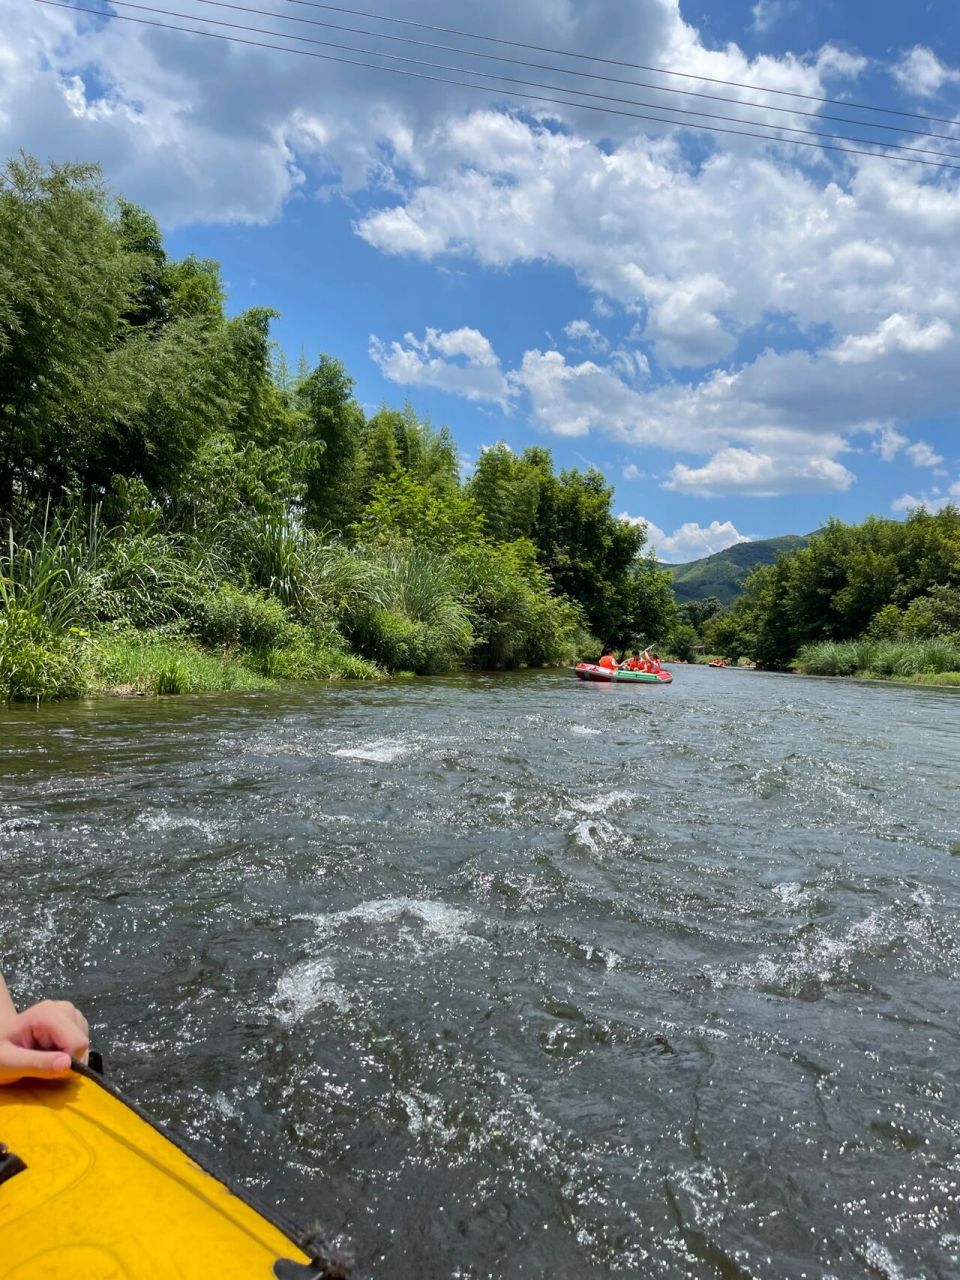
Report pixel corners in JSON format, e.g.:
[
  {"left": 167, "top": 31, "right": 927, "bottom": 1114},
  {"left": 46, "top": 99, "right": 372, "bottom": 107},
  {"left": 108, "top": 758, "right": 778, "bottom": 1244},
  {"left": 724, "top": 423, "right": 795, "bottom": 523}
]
[{"left": 575, "top": 663, "right": 672, "bottom": 685}]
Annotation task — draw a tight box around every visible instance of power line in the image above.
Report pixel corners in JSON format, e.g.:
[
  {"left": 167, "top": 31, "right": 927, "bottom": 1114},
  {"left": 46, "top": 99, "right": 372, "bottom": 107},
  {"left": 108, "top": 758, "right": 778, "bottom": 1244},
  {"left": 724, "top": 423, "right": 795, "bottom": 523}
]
[
  {"left": 33, "top": 0, "right": 960, "bottom": 171},
  {"left": 195, "top": 0, "right": 960, "bottom": 146},
  {"left": 276, "top": 0, "right": 960, "bottom": 129},
  {"left": 81, "top": 0, "right": 960, "bottom": 161}
]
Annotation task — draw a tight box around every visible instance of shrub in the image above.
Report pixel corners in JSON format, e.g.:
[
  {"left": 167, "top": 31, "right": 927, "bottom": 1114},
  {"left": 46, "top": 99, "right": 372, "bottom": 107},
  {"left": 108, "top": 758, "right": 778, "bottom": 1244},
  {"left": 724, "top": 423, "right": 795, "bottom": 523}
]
[
  {"left": 250, "top": 634, "right": 379, "bottom": 681},
  {"left": 0, "top": 606, "right": 85, "bottom": 702},
  {"left": 454, "top": 539, "right": 583, "bottom": 669},
  {"left": 193, "top": 583, "right": 292, "bottom": 651}
]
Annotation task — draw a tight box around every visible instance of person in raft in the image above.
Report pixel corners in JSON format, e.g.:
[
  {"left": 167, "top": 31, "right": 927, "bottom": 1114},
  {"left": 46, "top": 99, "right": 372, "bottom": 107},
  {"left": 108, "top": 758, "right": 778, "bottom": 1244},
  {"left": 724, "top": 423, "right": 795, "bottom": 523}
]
[
  {"left": 597, "top": 646, "right": 619, "bottom": 671},
  {"left": 642, "top": 648, "right": 663, "bottom": 673},
  {"left": 624, "top": 650, "right": 644, "bottom": 670},
  {"left": 0, "top": 971, "right": 89, "bottom": 1084}
]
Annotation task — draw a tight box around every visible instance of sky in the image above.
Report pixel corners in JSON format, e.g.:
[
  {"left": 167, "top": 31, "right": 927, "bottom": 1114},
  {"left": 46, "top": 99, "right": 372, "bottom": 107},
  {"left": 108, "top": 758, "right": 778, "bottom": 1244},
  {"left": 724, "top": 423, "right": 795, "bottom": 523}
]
[{"left": 4, "top": 0, "right": 960, "bottom": 561}]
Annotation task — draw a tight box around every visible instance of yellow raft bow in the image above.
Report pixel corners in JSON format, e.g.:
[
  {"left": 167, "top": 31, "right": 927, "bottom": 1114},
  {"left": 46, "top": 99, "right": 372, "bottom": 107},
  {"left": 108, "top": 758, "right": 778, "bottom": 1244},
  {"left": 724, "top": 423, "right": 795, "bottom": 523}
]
[{"left": 0, "top": 1064, "right": 325, "bottom": 1279}]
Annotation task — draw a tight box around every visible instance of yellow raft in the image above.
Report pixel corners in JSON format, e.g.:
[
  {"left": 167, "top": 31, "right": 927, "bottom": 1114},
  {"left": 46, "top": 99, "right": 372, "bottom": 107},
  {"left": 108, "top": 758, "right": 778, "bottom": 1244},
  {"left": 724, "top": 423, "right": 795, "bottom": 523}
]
[{"left": 0, "top": 1064, "right": 322, "bottom": 1279}]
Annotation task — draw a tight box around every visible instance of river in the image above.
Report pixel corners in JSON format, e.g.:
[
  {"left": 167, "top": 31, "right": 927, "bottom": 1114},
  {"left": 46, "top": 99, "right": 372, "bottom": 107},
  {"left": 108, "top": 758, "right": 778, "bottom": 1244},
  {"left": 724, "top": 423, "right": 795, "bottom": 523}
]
[{"left": 1, "top": 667, "right": 958, "bottom": 1278}]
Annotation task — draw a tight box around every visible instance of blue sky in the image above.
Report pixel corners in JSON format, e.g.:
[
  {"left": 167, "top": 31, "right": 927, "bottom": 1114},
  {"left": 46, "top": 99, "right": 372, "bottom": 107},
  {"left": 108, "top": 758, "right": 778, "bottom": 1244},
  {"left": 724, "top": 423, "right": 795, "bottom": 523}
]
[{"left": 5, "top": 0, "right": 960, "bottom": 560}]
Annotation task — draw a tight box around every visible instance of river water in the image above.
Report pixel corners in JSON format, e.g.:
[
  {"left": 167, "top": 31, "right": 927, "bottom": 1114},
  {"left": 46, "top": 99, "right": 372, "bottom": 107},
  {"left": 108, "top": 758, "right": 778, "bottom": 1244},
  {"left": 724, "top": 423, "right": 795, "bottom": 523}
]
[{"left": 1, "top": 667, "right": 959, "bottom": 1278}]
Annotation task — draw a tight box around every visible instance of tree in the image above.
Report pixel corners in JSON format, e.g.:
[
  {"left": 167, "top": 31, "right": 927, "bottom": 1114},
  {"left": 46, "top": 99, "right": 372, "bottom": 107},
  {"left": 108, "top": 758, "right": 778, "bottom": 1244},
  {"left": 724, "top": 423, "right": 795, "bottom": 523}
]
[
  {"left": 352, "top": 471, "right": 485, "bottom": 552},
  {"left": 297, "top": 355, "right": 365, "bottom": 530},
  {"left": 666, "top": 622, "right": 700, "bottom": 661},
  {"left": 625, "top": 551, "right": 679, "bottom": 646},
  {"left": 531, "top": 463, "right": 647, "bottom": 642},
  {"left": 357, "top": 410, "right": 402, "bottom": 506},
  {"left": 115, "top": 200, "right": 169, "bottom": 329},
  {"left": 468, "top": 442, "right": 541, "bottom": 542},
  {"left": 0, "top": 155, "right": 133, "bottom": 513},
  {"left": 680, "top": 596, "right": 724, "bottom": 633}
]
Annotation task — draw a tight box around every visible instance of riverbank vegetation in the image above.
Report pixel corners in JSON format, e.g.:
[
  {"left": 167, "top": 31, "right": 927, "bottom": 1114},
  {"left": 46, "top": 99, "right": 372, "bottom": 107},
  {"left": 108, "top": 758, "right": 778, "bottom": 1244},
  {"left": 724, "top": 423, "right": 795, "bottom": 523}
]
[
  {"left": 1, "top": 155, "right": 681, "bottom": 701},
  {"left": 703, "top": 508, "right": 960, "bottom": 679}
]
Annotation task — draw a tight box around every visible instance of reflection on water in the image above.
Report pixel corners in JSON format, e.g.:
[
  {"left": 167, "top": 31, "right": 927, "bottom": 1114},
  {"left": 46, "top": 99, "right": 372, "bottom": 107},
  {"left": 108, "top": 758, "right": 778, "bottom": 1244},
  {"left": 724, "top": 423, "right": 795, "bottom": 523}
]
[{"left": 2, "top": 668, "right": 959, "bottom": 1278}]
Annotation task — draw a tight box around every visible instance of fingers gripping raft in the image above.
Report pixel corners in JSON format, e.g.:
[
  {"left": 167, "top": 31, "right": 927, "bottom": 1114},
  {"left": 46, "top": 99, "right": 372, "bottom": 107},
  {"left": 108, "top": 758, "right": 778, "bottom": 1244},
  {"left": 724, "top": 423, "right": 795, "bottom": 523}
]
[{"left": 0, "top": 1065, "right": 327, "bottom": 1279}]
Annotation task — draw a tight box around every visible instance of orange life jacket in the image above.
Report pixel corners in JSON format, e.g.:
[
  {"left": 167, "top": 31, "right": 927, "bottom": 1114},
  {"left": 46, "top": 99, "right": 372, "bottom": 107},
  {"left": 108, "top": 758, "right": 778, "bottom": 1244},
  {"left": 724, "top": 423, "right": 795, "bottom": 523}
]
[{"left": 598, "top": 654, "right": 618, "bottom": 670}]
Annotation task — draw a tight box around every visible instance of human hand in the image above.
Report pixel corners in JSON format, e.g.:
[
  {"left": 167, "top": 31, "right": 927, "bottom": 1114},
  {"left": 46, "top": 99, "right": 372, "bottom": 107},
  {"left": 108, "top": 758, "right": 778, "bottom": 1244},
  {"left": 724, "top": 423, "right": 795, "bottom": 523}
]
[{"left": 0, "top": 1000, "right": 90, "bottom": 1085}]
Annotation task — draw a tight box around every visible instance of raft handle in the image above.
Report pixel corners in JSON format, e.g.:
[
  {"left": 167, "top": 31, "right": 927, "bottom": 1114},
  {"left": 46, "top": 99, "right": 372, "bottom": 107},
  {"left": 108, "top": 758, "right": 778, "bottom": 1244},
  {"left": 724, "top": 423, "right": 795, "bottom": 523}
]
[{"left": 0, "top": 1143, "right": 26, "bottom": 1188}]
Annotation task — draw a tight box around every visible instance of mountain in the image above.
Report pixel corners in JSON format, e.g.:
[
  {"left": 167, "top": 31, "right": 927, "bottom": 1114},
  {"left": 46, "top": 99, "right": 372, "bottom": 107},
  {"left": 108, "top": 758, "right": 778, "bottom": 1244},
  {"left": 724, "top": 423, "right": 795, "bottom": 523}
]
[{"left": 666, "top": 533, "right": 811, "bottom": 605}]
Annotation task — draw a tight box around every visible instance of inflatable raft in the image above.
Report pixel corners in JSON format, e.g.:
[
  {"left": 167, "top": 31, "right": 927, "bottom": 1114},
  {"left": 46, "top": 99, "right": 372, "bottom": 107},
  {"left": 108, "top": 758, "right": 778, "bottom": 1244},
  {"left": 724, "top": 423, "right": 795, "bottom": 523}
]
[
  {"left": 575, "top": 663, "right": 672, "bottom": 684},
  {"left": 0, "top": 1064, "right": 325, "bottom": 1279}
]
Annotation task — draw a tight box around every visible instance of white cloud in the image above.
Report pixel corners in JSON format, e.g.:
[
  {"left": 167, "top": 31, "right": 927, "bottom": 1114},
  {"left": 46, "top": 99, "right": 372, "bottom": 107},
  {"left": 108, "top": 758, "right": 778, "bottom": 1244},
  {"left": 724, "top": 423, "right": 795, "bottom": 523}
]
[
  {"left": 369, "top": 327, "right": 514, "bottom": 409},
  {"left": 905, "top": 441, "right": 945, "bottom": 468},
  {"left": 892, "top": 47, "right": 960, "bottom": 98},
  {"left": 563, "top": 320, "right": 610, "bottom": 353},
  {"left": 609, "top": 349, "right": 651, "bottom": 381},
  {"left": 751, "top": 1, "right": 793, "bottom": 35},
  {"left": 622, "top": 463, "right": 645, "bottom": 481},
  {"left": 665, "top": 448, "right": 855, "bottom": 497},
  {"left": 355, "top": 112, "right": 960, "bottom": 462},
  {"left": 831, "top": 314, "right": 953, "bottom": 364},
  {"left": 892, "top": 480, "right": 960, "bottom": 513},
  {"left": 643, "top": 272, "right": 736, "bottom": 367},
  {"left": 620, "top": 514, "right": 752, "bottom": 562},
  {"left": 872, "top": 425, "right": 943, "bottom": 467},
  {"left": 515, "top": 348, "right": 657, "bottom": 438},
  {"left": 874, "top": 425, "right": 909, "bottom": 462},
  {"left": 815, "top": 45, "right": 869, "bottom": 81},
  {"left": 6, "top": 0, "right": 954, "bottom": 504},
  {"left": 369, "top": 328, "right": 899, "bottom": 494}
]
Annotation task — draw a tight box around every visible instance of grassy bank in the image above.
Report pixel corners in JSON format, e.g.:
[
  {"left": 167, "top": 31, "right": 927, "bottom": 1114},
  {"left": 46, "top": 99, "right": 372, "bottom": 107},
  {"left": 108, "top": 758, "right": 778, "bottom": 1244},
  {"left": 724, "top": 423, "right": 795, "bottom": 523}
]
[
  {"left": 795, "top": 637, "right": 960, "bottom": 682},
  {"left": 0, "top": 620, "right": 384, "bottom": 702},
  {"left": 0, "top": 507, "right": 586, "bottom": 703}
]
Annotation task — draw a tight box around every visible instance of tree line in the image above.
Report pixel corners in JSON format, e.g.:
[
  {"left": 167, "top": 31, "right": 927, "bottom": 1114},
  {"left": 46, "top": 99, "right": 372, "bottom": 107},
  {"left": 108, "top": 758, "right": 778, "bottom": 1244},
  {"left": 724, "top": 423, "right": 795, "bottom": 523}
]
[
  {"left": 0, "top": 155, "right": 679, "bottom": 699},
  {"left": 703, "top": 509, "right": 960, "bottom": 677}
]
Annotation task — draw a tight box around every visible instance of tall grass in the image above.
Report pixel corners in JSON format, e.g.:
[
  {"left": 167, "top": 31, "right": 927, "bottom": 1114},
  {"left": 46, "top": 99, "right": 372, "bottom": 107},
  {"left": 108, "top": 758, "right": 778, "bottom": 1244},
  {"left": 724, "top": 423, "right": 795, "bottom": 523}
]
[
  {"left": 2, "top": 504, "right": 214, "bottom": 632},
  {"left": 342, "top": 544, "right": 473, "bottom": 674},
  {"left": 2, "top": 501, "right": 590, "bottom": 700},
  {"left": 88, "top": 631, "right": 270, "bottom": 695},
  {"left": 0, "top": 506, "right": 88, "bottom": 630},
  {"left": 797, "top": 636, "right": 960, "bottom": 677}
]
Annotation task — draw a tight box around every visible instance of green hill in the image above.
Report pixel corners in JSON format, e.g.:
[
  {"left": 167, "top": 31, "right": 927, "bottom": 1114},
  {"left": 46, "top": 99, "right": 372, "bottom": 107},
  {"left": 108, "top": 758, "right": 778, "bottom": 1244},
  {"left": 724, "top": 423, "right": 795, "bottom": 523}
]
[{"left": 667, "top": 533, "right": 811, "bottom": 605}]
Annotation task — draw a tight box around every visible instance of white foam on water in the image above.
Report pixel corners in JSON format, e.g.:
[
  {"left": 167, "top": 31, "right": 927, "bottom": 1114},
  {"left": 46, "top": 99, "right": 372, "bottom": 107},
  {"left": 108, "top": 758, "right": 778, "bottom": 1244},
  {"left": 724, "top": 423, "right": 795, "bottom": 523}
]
[
  {"left": 211, "top": 1091, "right": 239, "bottom": 1120},
  {"left": 315, "top": 896, "right": 478, "bottom": 946},
  {"left": 561, "top": 789, "right": 636, "bottom": 818},
  {"left": 276, "top": 899, "right": 486, "bottom": 1019},
  {"left": 397, "top": 1088, "right": 458, "bottom": 1146},
  {"left": 859, "top": 1240, "right": 918, "bottom": 1280},
  {"left": 771, "top": 882, "right": 812, "bottom": 909},
  {"left": 140, "top": 810, "right": 220, "bottom": 839},
  {"left": 572, "top": 820, "right": 601, "bottom": 853},
  {"left": 331, "top": 738, "right": 412, "bottom": 763},
  {"left": 713, "top": 907, "right": 925, "bottom": 995},
  {"left": 276, "top": 956, "right": 353, "bottom": 1024},
  {"left": 569, "top": 819, "right": 623, "bottom": 853},
  {"left": 570, "top": 724, "right": 601, "bottom": 737}
]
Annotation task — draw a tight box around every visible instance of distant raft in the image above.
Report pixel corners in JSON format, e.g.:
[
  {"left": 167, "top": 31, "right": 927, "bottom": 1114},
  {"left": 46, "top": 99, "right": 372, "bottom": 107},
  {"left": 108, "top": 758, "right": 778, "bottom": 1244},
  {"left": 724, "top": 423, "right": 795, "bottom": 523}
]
[
  {"left": 575, "top": 663, "right": 672, "bottom": 684},
  {"left": 0, "top": 1065, "right": 325, "bottom": 1279}
]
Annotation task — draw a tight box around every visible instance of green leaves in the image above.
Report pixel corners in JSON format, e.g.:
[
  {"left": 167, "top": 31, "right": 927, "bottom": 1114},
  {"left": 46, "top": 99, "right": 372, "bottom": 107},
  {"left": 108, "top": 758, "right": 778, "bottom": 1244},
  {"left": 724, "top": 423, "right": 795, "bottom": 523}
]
[{"left": 706, "top": 506, "right": 960, "bottom": 668}]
